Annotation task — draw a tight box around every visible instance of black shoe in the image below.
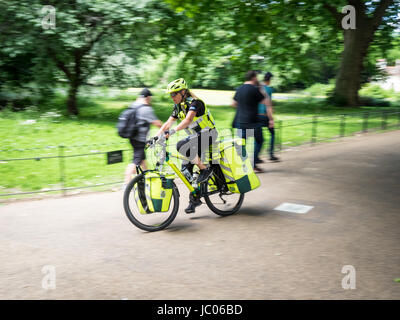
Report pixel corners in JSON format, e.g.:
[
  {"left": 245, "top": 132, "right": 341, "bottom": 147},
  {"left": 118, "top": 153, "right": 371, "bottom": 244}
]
[
  {"left": 185, "top": 199, "right": 202, "bottom": 214},
  {"left": 197, "top": 168, "right": 213, "bottom": 183},
  {"left": 254, "top": 165, "right": 265, "bottom": 173},
  {"left": 255, "top": 158, "right": 264, "bottom": 164},
  {"left": 269, "top": 155, "right": 280, "bottom": 162}
]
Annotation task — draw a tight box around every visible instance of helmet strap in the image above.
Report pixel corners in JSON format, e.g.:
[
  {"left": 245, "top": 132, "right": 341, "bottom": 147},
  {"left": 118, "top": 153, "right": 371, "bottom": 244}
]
[{"left": 178, "top": 89, "right": 187, "bottom": 104}]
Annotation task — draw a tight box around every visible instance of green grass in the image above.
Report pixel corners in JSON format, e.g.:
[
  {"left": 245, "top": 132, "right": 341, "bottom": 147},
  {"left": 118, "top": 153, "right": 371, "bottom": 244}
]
[{"left": 0, "top": 87, "right": 399, "bottom": 199}]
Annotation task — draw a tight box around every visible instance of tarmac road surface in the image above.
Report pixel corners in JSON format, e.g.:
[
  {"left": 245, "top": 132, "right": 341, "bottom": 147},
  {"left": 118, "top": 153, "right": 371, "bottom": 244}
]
[{"left": 0, "top": 130, "right": 399, "bottom": 299}]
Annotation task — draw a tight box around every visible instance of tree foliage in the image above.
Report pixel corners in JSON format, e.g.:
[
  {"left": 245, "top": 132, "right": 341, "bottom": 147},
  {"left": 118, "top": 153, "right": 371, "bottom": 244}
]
[
  {"left": 165, "top": 0, "right": 400, "bottom": 105},
  {"left": 1, "top": 0, "right": 399, "bottom": 112},
  {"left": 0, "top": 0, "right": 182, "bottom": 114}
]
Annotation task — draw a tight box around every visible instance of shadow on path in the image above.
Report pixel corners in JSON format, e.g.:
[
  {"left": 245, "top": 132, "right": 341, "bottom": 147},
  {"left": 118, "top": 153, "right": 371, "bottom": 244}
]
[{"left": 235, "top": 207, "right": 273, "bottom": 217}]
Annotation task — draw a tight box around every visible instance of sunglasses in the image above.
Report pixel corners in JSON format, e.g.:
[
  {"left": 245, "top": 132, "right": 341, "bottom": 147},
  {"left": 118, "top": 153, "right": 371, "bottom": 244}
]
[{"left": 170, "top": 92, "right": 180, "bottom": 97}]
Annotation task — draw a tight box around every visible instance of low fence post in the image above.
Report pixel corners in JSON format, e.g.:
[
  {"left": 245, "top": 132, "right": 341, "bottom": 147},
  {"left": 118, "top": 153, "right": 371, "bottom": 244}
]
[
  {"left": 58, "top": 145, "right": 66, "bottom": 196},
  {"left": 340, "top": 115, "right": 346, "bottom": 137},
  {"left": 311, "top": 115, "right": 318, "bottom": 145},
  {"left": 278, "top": 120, "right": 283, "bottom": 151},
  {"left": 363, "top": 111, "right": 369, "bottom": 133},
  {"left": 381, "top": 110, "right": 387, "bottom": 130}
]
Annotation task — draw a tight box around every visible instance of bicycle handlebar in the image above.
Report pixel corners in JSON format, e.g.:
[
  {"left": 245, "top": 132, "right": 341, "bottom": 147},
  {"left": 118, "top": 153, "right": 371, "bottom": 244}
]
[{"left": 145, "top": 134, "right": 169, "bottom": 150}]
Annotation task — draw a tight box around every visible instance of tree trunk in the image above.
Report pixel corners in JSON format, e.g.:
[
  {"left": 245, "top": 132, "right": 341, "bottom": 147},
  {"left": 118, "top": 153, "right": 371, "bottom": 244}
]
[
  {"left": 330, "top": 0, "right": 393, "bottom": 106},
  {"left": 66, "top": 50, "right": 83, "bottom": 116},
  {"left": 67, "top": 82, "right": 79, "bottom": 115},
  {"left": 332, "top": 28, "right": 371, "bottom": 106}
]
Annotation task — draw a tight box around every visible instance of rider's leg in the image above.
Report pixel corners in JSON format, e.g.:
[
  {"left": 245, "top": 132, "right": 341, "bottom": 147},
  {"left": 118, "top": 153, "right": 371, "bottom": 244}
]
[
  {"left": 177, "top": 134, "right": 206, "bottom": 170},
  {"left": 183, "top": 156, "right": 202, "bottom": 214},
  {"left": 195, "top": 132, "right": 212, "bottom": 169},
  {"left": 192, "top": 155, "right": 206, "bottom": 170},
  {"left": 196, "top": 129, "right": 218, "bottom": 183},
  {"left": 177, "top": 136, "right": 196, "bottom": 175},
  {"left": 176, "top": 135, "right": 204, "bottom": 213}
]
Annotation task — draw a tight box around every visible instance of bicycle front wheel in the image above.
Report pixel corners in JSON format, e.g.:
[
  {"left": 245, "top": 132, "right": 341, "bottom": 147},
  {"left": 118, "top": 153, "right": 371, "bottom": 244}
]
[
  {"left": 203, "top": 168, "right": 244, "bottom": 216},
  {"left": 123, "top": 174, "right": 180, "bottom": 232}
]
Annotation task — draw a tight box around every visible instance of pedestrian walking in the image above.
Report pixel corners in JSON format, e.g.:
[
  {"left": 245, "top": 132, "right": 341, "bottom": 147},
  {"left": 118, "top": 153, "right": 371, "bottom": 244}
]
[
  {"left": 118, "top": 88, "right": 163, "bottom": 187},
  {"left": 232, "top": 70, "right": 272, "bottom": 172},
  {"left": 256, "top": 72, "right": 279, "bottom": 162}
]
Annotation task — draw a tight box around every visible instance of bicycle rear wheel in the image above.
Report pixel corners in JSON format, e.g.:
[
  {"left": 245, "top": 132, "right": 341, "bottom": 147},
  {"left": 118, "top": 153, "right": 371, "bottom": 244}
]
[
  {"left": 203, "top": 166, "right": 244, "bottom": 216},
  {"left": 123, "top": 174, "right": 180, "bottom": 231}
]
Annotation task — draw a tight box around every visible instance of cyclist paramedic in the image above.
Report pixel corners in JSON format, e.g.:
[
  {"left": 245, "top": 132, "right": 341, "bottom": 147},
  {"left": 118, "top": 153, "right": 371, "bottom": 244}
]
[{"left": 155, "top": 78, "right": 218, "bottom": 213}]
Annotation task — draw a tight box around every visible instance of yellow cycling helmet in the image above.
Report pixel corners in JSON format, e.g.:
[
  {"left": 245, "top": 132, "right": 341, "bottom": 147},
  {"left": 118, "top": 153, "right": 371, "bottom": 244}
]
[{"left": 166, "top": 78, "right": 188, "bottom": 93}]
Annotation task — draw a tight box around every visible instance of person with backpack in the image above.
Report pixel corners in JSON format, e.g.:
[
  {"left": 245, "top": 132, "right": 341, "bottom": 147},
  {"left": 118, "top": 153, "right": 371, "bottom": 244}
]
[{"left": 118, "top": 88, "right": 162, "bottom": 187}]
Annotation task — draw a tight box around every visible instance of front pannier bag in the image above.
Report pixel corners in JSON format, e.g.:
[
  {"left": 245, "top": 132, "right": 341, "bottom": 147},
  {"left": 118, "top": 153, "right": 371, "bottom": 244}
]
[
  {"left": 219, "top": 138, "right": 260, "bottom": 193},
  {"left": 134, "top": 172, "right": 174, "bottom": 214}
]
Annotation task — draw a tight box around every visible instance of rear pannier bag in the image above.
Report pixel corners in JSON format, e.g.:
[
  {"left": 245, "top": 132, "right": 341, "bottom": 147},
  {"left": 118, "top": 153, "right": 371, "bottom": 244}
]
[
  {"left": 219, "top": 138, "right": 260, "bottom": 193},
  {"left": 134, "top": 172, "right": 174, "bottom": 214}
]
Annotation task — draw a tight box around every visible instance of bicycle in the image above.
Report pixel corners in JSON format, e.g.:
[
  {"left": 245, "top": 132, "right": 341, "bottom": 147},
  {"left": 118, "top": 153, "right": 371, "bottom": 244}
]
[{"left": 123, "top": 135, "right": 245, "bottom": 231}]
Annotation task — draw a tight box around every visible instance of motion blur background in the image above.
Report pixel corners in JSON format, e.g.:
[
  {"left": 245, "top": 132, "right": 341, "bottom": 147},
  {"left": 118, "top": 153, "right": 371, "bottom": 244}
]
[{"left": 1, "top": 0, "right": 400, "bottom": 198}]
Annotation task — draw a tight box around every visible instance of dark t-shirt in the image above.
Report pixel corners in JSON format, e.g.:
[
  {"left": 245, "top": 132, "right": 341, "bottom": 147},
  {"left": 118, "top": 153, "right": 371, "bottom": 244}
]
[
  {"left": 233, "top": 84, "right": 264, "bottom": 127},
  {"left": 171, "top": 99, "right": 205, "bottom": 119}
]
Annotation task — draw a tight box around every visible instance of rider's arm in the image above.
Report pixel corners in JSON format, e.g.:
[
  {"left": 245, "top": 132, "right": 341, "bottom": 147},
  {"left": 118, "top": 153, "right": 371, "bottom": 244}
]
[
  {"left": 169, "top": 99, "right": 202, "bottom": 135},
  {"left": 232, "top": 100, "right": 238, "bottom": 108},
  {"left": 156, "top": 116, "right": 176, "bottom": 137},
  {"left": 171, "top": 111, "right": 196, "bottom": 132}
]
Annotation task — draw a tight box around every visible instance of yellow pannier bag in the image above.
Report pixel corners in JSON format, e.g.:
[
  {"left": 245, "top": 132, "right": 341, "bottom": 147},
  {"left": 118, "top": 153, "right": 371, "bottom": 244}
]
[
  {"left": 218, "top": 138, "right": 260, "bottom": 193},
  {"left": 134, "top": 172, "right": 174, "bottom": 214},
  {"left": 207, "top": 173, "right": 219, "bottom": 192}
]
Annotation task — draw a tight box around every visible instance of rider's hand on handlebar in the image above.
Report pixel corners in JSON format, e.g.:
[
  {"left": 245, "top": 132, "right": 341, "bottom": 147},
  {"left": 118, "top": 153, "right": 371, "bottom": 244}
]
[
  {"left": 146, "top": 136, "right": 158, "bottom": 147},
  {"left": 164, "top": 128, "right": 175, "bottom": 139},
  {"left": 156, "top": 134, "right": 166, "bottom": 144}
]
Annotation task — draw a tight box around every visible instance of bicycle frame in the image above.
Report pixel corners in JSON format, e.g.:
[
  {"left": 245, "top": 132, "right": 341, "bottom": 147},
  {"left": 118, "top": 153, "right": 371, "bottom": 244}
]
[
  {"left": 165, "top": 151, "right": 196, "bottom": 193},
  {"left": 138, "top": 141, "right": 197, "bottom": 194},
  {"left": 138, "top": 137, "right": 227, "bottom": 198}
]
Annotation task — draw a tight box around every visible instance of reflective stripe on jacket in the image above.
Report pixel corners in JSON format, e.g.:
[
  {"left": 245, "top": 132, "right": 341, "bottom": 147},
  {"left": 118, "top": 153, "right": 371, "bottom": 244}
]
[{"left": 175, "top": 97, "right": 216, "bottom": 135}]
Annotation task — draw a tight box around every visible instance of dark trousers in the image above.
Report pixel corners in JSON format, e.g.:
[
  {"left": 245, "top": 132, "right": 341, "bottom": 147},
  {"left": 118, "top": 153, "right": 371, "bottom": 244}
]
[
  {"left": 254, "top": 126, "right": 275, "bottom": 160},
  {"left": 176, "top": 129, "right": 218, "bottom": 173},
  {"left": 235, "top": 125, "right": 262, "bottom": 168},
  {"left": 255, "top": 116, "right": 275, "bottom": 160}
]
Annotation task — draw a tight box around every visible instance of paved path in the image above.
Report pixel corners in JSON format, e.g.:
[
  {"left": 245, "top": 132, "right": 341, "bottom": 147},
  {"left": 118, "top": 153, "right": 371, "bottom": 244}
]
[{"left": 1, "top": 131, "right": 399, "bottom": 299}]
